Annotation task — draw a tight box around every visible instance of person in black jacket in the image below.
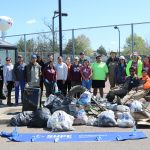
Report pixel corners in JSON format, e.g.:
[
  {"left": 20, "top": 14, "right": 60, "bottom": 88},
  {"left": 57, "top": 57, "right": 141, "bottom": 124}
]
[
  {"left": 0, "top": 59, "right": 6, "bottom": 100},
  {"left": 36, "top": 55, "right": 45, "bottom": 94}
]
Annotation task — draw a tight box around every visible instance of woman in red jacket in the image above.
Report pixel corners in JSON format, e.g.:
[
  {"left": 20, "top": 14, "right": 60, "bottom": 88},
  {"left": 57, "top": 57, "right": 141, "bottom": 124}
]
[{"left": 43, "top": 60, "right": 57, "bottom": 97}]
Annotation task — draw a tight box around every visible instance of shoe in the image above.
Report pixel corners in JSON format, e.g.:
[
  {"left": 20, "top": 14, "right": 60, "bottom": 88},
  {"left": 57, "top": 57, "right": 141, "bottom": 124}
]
[
  {"left": 0, "top": 95, "right": 6, "bottom": 100},
  {"left": 7, "top": 102, "right": 14, "bottom": 106}
]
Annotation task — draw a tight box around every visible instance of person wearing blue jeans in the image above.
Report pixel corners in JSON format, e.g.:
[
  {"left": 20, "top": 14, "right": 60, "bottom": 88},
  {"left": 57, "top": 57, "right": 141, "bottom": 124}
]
[
  {"left": 80, "top": 59, "right": 92, "bottom": 91},
  {"left": 13, "top": 55, "right": 26, "bottom": 105},
  {"left": 82, "top": 79, "right": 92, "bottom": 91},
  {"left": 15, "top": 80, "right": 26, "bottom": 104}
]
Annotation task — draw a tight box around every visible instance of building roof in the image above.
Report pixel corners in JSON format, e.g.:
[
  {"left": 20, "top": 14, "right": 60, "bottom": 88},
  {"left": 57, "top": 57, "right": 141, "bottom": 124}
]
[{"left": 0, "top": 40, "right": 17, "bottom": 49}]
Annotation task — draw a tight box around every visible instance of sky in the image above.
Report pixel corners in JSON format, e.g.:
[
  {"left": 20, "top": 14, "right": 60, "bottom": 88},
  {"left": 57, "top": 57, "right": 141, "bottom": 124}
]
[{"left": 1, "top": 0, "right": 150, "bottom": 52}]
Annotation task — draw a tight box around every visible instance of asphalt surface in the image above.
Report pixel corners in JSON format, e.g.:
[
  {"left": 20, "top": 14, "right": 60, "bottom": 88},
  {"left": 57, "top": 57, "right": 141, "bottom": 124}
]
[{"left": 0, "top": 81, "right": 150, "bottom": 150}]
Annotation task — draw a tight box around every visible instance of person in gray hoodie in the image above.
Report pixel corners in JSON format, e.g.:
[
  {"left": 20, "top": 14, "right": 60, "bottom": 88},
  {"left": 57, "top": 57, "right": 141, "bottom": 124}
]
[
  {"left": 13, "top": 55, "right": 26, "bottom": 105},
  {"left": 55, "top": 56, "right": 68, "bottom": 95},
  {"left": 25, "top": 54, "right": 41, "bottom": 88},
  {"left": 3, "top": 57, "right": 14, "bottom": 106}
]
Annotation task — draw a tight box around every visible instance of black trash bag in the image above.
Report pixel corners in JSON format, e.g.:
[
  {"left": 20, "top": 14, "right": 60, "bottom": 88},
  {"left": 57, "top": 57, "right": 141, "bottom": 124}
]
[
  {"left": 10, "top": 111, "right": 33, "bottom": 126},
  {"left": 106, "top": 89, "right": 128, "bottom": 103},
  {"left": 28, "top": 107, "right": 51, "bottom": 128},
  {"left": 44, "top": 95, "right": 70, "bottom": 114}
]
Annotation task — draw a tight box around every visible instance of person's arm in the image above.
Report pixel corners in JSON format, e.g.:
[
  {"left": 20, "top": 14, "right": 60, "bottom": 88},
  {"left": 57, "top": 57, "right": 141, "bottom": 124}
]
[
  {"left": 89, "top": 67, "right": 92, "bottom": 79},
  {"left": 80, "top": 67, "right": 86, "bottom": 80},
  {"left": 63, "top": 63, "right": 68, "bottom": 84},
  {"left": 105, "top": 63, "right": 109, "bottom": 81}
]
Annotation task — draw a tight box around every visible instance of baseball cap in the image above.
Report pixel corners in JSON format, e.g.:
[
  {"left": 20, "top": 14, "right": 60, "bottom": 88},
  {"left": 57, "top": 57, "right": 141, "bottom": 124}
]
[
  {"left": 31, "top": 54, "right": 37, "bottom": 59},
  {"left": 74, "top": 56, "right": 79, "bottom": 60},
  {"left": 119, "top": 56, "right": 125, "bottom": 60},
  {"left": 18, "top": 54, "right": 23, "bottom": 58}
]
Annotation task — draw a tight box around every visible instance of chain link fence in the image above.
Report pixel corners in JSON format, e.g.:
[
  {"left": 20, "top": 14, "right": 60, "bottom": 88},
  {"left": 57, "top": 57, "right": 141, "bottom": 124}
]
[{"left": 1, "top": 21, "right": 150, "bottom": 64}]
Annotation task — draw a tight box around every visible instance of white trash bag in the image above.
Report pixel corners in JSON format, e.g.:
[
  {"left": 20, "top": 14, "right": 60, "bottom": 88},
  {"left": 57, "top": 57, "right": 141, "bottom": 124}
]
[
  {"left": 117, "top": 112, "right": 135, "bottom": 128},
  {"left": 130, "top": 100, "right": 143, "bottom": 112},
  {"left": 97, "top": 110, "right": 117, "bottom": 127},
  {"left": 73, "top": 109, "right": 88, "bottom": 125},
  {"left": 78, "top": 91, "right": 91, "bottom": 106},
  {"left": 47, "top": 110, "right": 74, "bottom": 132}
]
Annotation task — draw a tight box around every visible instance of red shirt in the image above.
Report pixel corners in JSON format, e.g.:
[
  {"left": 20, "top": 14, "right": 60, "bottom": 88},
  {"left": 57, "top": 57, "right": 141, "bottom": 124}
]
[
  {"left": 80, "top": 66, "right": 92, "bottom": 80},
  {"left": 43, "top": 66, "right": 56, "bottom": 82}
]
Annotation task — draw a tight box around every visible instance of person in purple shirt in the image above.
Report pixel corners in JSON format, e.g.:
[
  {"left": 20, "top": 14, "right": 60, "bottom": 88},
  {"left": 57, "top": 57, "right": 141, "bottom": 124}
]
[
  {"left": 80, "top": 59, "right": 92, "bottom": 91},
  {"left": 70, "top": 56, "right": 81, "bottom": 87}
]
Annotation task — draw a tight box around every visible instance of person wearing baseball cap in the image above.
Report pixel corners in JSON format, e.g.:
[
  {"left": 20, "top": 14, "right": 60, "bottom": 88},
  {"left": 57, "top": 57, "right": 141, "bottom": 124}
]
[
  {"left": 106, "top": 50, "right": 119, "bottom": 88},
  {"left": 115, "top": 55, "right": 126, "bottom": 85},
  {"left": 13, "top": 54, "right": 26, "bottom": 105},
  {"left": 25, "top": 54, "right": 41, "bottom": 87}
]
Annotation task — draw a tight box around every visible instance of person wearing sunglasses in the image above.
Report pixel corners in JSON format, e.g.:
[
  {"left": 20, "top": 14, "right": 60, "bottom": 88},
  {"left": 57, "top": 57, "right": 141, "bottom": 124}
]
[{"left": 3, "top": 57, "right": 14, "bottom": 106}]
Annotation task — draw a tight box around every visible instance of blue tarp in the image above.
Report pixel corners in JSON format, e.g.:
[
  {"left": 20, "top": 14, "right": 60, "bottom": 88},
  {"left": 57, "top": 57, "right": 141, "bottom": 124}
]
[{"left": 0, "top": 128, "right": 147, "bottom": 143}]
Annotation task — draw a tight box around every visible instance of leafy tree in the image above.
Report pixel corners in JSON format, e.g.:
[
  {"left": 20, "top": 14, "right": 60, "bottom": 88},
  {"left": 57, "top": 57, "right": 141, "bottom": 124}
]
[
  {"left": 64, "top": 34, "right": 92, "bottom": 55},
  {"left": 97, "top": 45, "right": 107, "bottom": 56},
  {"left": 122, "top": 33, "right": 149, "bottom": 55}
]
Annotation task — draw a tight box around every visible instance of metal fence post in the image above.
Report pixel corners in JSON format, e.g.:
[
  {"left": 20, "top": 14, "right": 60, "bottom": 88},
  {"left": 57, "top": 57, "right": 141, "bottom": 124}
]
[
  {"left": 24, "top": 34, "right": 27, "bottom": 63},
  {"left": 131, "top": 24, "right": 134, "bottom": 54},
  {"left": 72, "top": 29, "right": 75, "bottom": 60}
]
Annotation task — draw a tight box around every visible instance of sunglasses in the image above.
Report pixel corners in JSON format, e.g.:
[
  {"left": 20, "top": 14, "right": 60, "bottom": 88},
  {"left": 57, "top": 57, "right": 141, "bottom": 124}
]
[{"left": 6, "top": 60, "right": 10, "bottom": 61}]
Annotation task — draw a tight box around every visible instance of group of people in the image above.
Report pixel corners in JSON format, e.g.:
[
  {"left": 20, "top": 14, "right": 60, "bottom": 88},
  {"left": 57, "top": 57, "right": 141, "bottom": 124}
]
[{"left": 0, "top": 50, "right": 150, "bottom": 106}]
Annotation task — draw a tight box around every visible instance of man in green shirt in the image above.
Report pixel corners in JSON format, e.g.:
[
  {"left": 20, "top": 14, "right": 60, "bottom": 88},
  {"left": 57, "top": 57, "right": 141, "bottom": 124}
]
[{"left": 91, "top": 55, "right": 108, "bottom": 98}]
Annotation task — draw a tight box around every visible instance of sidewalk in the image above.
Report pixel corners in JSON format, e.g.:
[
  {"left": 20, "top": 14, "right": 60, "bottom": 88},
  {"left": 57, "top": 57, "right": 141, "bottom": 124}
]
[{"left": 0, "top": 81, "right": 110, "bottom": 125}]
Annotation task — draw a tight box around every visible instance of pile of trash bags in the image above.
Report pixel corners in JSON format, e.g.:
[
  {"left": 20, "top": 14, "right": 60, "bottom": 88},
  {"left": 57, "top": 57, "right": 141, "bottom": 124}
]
[{"left": 9, "top": 86, "right": 150, "bottom": 132}]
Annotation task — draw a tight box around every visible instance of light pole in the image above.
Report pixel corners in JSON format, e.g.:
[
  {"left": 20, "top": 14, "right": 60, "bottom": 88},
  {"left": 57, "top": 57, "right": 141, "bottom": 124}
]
[
  {"left": 52, "top": 10, "right": 68, "bottom": 56},
  {"left": 114, "top": 26, "right": 120, "bottom": 56}
]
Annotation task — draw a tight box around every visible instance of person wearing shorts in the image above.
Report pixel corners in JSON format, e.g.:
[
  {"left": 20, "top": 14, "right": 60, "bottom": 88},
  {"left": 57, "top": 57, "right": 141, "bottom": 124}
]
[{"left": 91, "top": 55, "right": 108, "bottom": 98}]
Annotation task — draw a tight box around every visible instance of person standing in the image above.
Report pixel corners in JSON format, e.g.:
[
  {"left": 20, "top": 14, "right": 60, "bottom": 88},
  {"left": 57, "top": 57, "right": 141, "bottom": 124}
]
[
  {"left": 13, "top": 55, "right": 26, "bottom": 105},
  {"left": 106, "top": 51, "right": 119, "bottom": 88},
  {"left": 80, "top": 59, "right": 92, "bottom": 91},
  {"left": 79, "top": 52, "right": 85, "bottom": 66},
  {"left": 70, "top": 56, "right": 82, "bottom": 87},
  {"left": 36, "top": 55, "right": 45, "bottom": 94},
  {"left": 55, "top": 56, "right": 68, "bottom": 95},
  {"left": 43, "top": 60, "right": 57, "bottom": 97},
  {"left": 45, "top": 53, "right": 54, "bottom": 67},
  {"left": 3, "top": 57, "right": 14, "bottom": 106},
  {"left": 64, "top": 56, "right": 72, "bottom": 95},
  {"left": 143, "top": 55, "right": 150, "bottom": 77},
  {"left": 115, "top": 56, "right": 126, "bottom": 85},
  {"left": 0, "top": 58, "right": 6, "bottom": 100},
  {"left": 91, "top": 55, "right": 108, "bottom": 98},
  {"left": 126, "top": 52, "right": 143, "bottom": 78},
  {"left": 25, "top": 54, "right": 41, "bottom": 88}
]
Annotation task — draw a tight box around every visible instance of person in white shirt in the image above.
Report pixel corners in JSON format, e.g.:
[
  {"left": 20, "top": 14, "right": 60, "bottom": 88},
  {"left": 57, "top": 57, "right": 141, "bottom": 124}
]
[
  {"left": 55, "top": 56, "right": 68, "bottom": 95},
  {"left": 3, "top": 57, "right": 14, "bottom": 106}
]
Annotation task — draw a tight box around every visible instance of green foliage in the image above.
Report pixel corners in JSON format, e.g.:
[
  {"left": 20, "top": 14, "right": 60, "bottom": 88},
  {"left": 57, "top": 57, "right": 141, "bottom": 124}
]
[
  {"left": 96, "top": 45, "right": 107, "bottom": 56},
  {"left": 64, "top": 34, "right": 92, "bottom": 56},
  {"left": 122, "top": 33, "right": 149, "bottom": 55}
]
